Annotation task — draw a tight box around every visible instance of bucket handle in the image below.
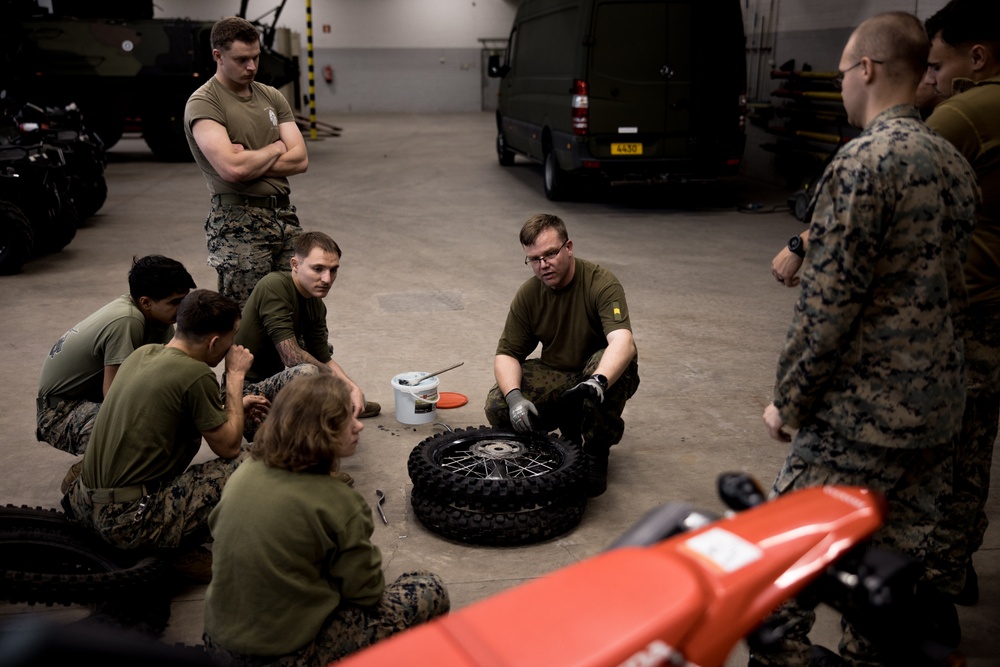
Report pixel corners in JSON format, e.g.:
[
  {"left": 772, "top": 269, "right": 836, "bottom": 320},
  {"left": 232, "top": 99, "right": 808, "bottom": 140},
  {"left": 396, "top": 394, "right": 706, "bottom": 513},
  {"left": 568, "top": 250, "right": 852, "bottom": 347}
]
[{"left": 398, "top": 382, "right": 441, "bottom": 402}]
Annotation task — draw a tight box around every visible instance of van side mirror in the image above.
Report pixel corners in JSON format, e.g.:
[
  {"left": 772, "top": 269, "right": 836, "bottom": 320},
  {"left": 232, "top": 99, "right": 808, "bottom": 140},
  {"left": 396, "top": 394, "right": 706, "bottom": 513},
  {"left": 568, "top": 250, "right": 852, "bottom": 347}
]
[{"left": 487, "top": 54, "right": 509, "bottom": 78}]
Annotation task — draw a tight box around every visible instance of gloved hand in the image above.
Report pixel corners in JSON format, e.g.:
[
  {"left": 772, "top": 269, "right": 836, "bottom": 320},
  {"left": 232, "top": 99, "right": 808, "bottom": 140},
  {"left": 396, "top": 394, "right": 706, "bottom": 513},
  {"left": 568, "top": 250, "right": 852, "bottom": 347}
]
[
  {"left": 505, "top": 388, "right": 538, "bottom": 432},
  {"left": 558, "top": 377, "right": 604, "bottom": 444},
  {"left": 562, "top": 376, "right": 605, "bottom": 404}
]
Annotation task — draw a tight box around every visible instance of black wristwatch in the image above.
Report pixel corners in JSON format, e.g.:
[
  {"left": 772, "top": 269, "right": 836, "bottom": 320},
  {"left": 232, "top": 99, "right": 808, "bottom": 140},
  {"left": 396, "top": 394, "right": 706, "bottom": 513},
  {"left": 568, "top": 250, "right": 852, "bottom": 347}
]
[
  {"left": 787, "top": 234, "right": 805, "bottom": 258},
  {"left": 591, "top": 374, "right": 609, "bottom": 390}
]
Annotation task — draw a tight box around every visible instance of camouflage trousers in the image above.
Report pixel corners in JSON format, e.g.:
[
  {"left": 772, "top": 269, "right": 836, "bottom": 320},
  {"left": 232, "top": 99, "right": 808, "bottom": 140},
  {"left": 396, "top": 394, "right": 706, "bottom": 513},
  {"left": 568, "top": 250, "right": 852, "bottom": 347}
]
[
  {"left": 241, "top": 364, "right": 320, "bottom": 441},
  {"left": 206, "top": 203, "right": 302, "bottom": 309},
  {"left": 945, "top": 313, "right": 1000, "bottom": 561},
  {"left": 65, "top": 453, "right": 245, "bottom": 550},
  {"left": 201, "top": 571, "right": 450, "bottom": 667},
  {"left": 748, "top": 423, "right": 956, "bottom": 667},
  {"left": 483, "top": 351, "right": 640, "bottom": 451},
  {"left": 35, "top": 396, "right": 100, "bottom": 455}
]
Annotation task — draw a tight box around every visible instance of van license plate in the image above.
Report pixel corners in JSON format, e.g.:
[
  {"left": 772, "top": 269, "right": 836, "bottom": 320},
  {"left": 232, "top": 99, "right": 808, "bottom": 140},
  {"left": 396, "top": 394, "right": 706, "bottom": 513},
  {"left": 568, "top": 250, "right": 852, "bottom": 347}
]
[{"left": 611, "top": 143, "right": 643, "bottom": 155}]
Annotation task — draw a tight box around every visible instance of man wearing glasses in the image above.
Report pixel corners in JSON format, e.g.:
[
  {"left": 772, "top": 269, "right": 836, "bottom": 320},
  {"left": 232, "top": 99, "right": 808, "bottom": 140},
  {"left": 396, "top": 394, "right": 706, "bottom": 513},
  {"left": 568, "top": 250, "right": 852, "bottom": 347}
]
[
  {"left": 753, "top": 12, "right": 979, "bottom": 667},
  {"left": 484, "top": 214, "right": 639, "bottom": 497}
]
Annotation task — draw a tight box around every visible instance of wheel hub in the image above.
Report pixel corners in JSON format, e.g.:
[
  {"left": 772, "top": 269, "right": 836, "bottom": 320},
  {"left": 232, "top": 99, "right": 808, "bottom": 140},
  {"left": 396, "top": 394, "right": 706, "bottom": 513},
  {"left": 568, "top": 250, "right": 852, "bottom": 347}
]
[{"left": 469, "top": 440, "right": 526, "bottom": 459}]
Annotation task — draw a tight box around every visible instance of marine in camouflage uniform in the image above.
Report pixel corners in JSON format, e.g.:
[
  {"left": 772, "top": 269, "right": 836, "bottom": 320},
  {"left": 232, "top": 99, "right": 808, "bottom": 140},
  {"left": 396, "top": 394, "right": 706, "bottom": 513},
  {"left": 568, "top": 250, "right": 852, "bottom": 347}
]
[
  {"left": 203, "top": 376, "right": 448, "bottom": 666},
  {"left": 184, "top": 16, "right": 308, "bottom": 310},
  {"left": 37, "top": 256, "right": 195, "bottom": 456},
  {"left": 64, "top": 290, "right": 260, "bottom": 552},
  {"left": 923, "top": 0, "right": 1000, "bottom": 601},
  {"left": 203, "top": 571, "right": 448, "bottom": 667},
  {"left": 753, "top": 14, "right": 979, "bottom": 666},
  {"left": 486, "top": 214, "right": 639, "bottom": 497}
]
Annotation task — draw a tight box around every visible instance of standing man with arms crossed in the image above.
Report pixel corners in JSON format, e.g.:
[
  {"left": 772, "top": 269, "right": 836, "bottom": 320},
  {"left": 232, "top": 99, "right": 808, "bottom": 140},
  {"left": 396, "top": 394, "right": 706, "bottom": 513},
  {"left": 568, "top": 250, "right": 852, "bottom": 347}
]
[
  {"left": 37, "top": 256, "right": 195, "bottom": 463},
  {"left": 237, "top": 231, "right": 380, "bottom": 438},
  {"left": 184, "top": 16, "right": 308, "bottom": 309},
  {"left": 923, "top": 0, "right": 1000, "bottom": 606},
  {"left": 485, "top": 214, "right": 639, "bottom": 497},
  {"left": 65, "top": 290, "right": 269, "bottom": 579},
  {"left": 753, "top": 12, "right": 979, "bottom": 667}
]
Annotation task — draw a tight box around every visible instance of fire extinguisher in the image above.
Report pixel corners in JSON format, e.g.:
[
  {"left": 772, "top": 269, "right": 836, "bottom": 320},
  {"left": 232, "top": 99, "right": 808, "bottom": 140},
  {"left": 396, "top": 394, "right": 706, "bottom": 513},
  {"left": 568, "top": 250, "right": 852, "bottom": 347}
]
[{"left": 323, "top": 65, "right": 333, "bottom": 84}]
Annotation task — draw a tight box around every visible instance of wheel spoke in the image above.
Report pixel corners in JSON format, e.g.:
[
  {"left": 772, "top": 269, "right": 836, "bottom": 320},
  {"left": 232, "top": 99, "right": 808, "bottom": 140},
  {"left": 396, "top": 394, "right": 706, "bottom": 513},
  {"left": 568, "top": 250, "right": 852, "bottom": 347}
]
[{"left": 438, "top": 445, "right": 559, "bottom": 479}]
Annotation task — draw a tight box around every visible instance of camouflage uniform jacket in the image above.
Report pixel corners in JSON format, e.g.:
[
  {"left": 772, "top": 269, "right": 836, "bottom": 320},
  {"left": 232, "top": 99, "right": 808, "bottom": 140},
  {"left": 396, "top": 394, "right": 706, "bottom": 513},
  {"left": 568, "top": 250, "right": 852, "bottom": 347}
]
[{"left": 774, "top": 105, "right": 979, "bottom": 449}]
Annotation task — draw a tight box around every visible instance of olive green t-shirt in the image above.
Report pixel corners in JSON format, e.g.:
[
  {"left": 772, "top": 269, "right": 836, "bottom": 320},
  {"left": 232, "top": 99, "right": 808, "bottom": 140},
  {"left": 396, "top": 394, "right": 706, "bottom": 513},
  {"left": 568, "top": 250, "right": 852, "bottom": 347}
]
[
  {"left": 496, "top": 258, "right": 632, "bottom": 371},
  {"left": 235, "top": 272, "right": 332, "bottom": 383},
  {"left": 926, "top": 75, "right": 1000, "bottom": 313},
  {"left": 205, "top": 459, "right": 384, "bottom": 656},
  {"left": 183, "top": 77, "right": 294, "bottom": 198},
  {"left": 38, "top": 295, "right": 173, "bottom": 402},
  {"left": 82, "top": 345, "right": 227, "bottom": 489}
]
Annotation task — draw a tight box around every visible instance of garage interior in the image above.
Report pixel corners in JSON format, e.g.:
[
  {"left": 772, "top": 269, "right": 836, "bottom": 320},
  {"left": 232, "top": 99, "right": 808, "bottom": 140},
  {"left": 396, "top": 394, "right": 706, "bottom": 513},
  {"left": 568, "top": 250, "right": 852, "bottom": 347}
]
[{"left": 1, "top": 1, "right": 997, "bottom": 665}]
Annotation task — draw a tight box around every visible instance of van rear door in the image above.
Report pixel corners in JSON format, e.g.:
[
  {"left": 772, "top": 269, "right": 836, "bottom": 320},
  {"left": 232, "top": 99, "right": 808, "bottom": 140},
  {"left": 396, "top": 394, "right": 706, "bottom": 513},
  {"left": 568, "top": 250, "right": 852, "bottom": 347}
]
[
  {"left": 586, "top": 0, "right": 689, "bottom": 160},
  {"left": 584, "top": 0, "right": 745, "bottom": 176}
]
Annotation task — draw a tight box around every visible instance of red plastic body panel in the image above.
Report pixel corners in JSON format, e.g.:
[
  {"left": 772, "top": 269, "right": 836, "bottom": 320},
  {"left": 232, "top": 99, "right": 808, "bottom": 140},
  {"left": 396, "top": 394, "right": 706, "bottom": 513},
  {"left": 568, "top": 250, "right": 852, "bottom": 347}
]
[{"left": 338, "top": 486, "right": 884, "bottom": 667}]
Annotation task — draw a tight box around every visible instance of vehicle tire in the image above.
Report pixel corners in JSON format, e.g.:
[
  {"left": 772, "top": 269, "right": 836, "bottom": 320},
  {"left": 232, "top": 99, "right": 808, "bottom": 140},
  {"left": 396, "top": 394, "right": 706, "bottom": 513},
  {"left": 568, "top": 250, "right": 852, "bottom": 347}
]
[
  {"left": 410, "top": 487, "right": 586, "bottom": 546},
  {"left": 791, "top": 190, "right": 810, "bottom": 221},
  {"left": 543, "top": 149, "right": 570, "bottom": 201},
  {"left": 496, "top": 127, "right": 515, "bottom": 167},
  {"left": 70, "top": 173, "right": 108, "bottom": 221},
  {"left": 142, "top": 100, "right": 194, "bottom": 163},
  {"left": 33, "top": 195, "right": 78, "bottom": 254},
  {"left": 0, "top": 200, "right": 35, "bottom": 275},
  {"left": 407, "top": 426, "right": 586, "bottom": 510},
  {"left": 0, "top": 505, "right": 167, "bottom": 606}
]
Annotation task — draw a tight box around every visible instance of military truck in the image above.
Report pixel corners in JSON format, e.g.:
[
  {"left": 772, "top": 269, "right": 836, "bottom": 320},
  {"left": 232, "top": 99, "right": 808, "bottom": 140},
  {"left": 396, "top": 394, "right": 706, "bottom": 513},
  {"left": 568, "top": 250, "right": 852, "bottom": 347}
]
[{"left": 4, "top": 0, "right": 299, "bottom": 162}]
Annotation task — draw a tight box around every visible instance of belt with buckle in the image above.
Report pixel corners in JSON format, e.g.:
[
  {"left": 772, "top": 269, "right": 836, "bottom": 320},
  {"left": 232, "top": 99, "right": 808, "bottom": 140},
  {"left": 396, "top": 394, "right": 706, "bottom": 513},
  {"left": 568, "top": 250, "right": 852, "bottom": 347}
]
[
  {"left": 211, "top": 193, "right": 291, "bottom": 209},
  {"left": 83, "top": 481, "right": 160, "bottom": 505}
]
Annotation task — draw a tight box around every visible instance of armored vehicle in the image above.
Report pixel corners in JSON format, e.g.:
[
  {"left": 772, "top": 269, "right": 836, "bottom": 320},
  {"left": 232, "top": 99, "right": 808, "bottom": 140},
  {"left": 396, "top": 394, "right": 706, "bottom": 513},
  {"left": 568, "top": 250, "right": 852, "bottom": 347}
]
[{"left": 4, "top": 0, "right": 299, "bottom": 162}]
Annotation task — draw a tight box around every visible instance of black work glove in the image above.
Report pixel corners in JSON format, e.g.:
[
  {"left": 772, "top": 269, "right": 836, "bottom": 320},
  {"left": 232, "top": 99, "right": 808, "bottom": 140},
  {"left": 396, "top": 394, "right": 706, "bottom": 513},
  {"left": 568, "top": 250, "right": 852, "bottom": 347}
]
[
  {"left": 505, "top": 388, "right": 538, "bottom": 432},
  {"left": 558, "top": 377, "right": 604, "bottom": 444}
]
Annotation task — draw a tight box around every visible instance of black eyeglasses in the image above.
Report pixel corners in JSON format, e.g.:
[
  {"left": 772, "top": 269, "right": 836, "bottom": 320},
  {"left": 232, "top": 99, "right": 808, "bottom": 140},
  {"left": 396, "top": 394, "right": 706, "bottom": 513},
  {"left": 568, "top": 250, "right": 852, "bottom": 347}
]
[
  {"left": 832, "top": 58, "right": 884, "bottom": 90},
  {"left": 525, "top": 239, "right": 568, "bottom": 267}
]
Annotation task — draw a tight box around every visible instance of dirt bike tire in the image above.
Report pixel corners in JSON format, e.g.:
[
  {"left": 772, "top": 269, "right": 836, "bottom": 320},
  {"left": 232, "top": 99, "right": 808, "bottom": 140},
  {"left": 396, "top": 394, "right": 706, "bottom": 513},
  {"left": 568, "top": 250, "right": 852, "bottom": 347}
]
[
  {"left": 407, "top": 426, "right": 586, "bottom": 510},
  {"left": 0, "top": 504, "right": 167, "bottom": 606},
  {"left": 410, "top": 487, "right": 586, "bottom": 546}
]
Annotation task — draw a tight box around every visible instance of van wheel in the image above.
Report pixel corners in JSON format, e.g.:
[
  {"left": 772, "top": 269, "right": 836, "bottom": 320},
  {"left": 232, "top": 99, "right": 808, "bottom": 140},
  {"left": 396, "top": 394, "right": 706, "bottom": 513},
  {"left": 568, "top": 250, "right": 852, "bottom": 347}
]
[
  {"left": 543, "top": 150, "right": 570, "bottom": 201},
  {"left": 496, "top": 130, "right": 515, "bottom": 167}
]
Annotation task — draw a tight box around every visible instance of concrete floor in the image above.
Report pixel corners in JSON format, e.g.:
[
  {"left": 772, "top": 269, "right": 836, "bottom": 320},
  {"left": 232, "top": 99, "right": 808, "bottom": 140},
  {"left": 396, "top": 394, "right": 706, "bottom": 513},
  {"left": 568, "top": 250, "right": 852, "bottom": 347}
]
[{"left": 0, "top": 113, "right": 996, "bottom": 666}]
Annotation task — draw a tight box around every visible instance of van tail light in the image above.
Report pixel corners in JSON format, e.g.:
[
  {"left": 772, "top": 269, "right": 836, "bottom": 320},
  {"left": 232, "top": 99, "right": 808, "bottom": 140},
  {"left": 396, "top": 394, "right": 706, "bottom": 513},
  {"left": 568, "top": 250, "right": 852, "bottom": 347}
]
[
  {"left": 739, "top": 92, "right": 748, "bottom": 133},
  {"left": 572, "top": 80, "right": 589, "bottom": 135}
]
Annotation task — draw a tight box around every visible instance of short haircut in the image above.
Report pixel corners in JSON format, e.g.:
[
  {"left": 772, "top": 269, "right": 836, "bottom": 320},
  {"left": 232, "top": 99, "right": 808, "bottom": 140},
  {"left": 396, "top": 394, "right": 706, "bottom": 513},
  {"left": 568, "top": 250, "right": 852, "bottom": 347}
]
[
  {"left": 851, "top": 12, "right": 930, "bottom": 84},
  {"left": 211, "top": 16, "right": 260, "bottom": 52},
  {"left": 925, "top": 0, "right": 1000, "bottom": 60},
  {"left": 519, "top": 214, "right": 568, "bottom": 247},
  {"left": 251, "top": 374, "right": 353, "bottom": 474},
  {"left": 174, "top": 290, "right": 241, "bottom": 341},
  {"left": 128, "top": 255, "right": 196, "bottom": 302},
  {"left": 293, "top": 231, "right": 342, "bottom": 259}
]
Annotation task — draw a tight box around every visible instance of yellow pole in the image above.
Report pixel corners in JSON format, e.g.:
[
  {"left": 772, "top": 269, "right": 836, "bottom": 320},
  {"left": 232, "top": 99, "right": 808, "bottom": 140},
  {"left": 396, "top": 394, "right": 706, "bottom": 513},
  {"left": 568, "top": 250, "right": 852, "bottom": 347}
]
[{"left": 305, "top": 0, "right": 318, "bottom": 140}]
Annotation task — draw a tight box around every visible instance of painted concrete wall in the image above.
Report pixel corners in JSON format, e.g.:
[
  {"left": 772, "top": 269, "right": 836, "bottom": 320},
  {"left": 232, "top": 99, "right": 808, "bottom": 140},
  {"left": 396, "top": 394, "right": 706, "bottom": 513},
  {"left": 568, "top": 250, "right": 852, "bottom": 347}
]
[{"left": 155, "top": 0, "right": 519, "bottom": 113}]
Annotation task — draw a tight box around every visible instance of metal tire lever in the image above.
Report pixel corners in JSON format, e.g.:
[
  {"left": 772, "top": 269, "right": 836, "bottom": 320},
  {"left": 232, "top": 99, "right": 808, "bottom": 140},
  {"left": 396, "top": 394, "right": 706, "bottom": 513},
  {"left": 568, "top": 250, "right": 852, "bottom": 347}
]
[{"left": 375, "top": 489, "right": 388, "bottom": 525}]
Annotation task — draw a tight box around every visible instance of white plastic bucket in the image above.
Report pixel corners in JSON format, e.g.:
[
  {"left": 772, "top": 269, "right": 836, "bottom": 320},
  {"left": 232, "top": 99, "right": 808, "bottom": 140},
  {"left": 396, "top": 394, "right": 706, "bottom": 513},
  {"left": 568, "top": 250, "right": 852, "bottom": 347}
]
[{"left": 390, "top": 372, "right": 441, "bottom": 425}]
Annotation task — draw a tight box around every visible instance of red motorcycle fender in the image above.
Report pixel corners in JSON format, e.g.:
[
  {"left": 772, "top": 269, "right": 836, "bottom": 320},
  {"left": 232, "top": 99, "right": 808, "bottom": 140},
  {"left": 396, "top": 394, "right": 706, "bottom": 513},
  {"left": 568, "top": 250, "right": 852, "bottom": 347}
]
[{"left": 338, "top": 485, "right": 884, "bottom": 667}]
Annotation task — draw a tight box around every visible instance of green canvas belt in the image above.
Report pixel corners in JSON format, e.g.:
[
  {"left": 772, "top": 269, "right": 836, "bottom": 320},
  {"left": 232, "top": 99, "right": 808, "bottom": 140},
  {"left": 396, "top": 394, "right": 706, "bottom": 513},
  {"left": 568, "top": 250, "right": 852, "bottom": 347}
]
[
  {"left": 82, "top": 481, "right": 161, "bottom": 504},
  {"left": 211, "top": 193, "right": 291, "bottom": 208}
]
